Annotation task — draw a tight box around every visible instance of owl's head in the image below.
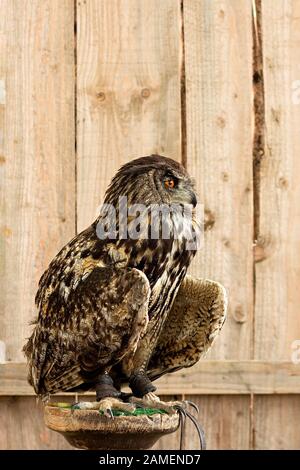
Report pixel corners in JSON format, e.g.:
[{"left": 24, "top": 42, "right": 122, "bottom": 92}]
[{"left": 104, "top": 154, "right": 197, "bottom": 208}]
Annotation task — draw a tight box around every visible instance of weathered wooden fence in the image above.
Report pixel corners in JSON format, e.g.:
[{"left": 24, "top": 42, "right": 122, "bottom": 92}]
[{"left": 1, "top": 0, "right": 300, "bottom": 449}]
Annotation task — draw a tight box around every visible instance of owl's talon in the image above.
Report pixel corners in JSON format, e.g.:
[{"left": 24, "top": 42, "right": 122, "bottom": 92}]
[
  {"left": 105, "top": 408, "right": 114, "bottom": 420},
  {"left": 172, "top": 402, "right": 206, "bottom": 450},
  {"left": 174, "top": 404, "right": 187, "bottom": 415},
  {"left": 185, "top": 409, "right": 206, "bottom": 450},
  {"left": 98, "top": 397, "right": 135, "bottom": 417},
  {"left": 184, "top": 400, "right": 199, "bottom": 415},
  {"left": 129, "top": 394, "right": 205, "bottom": 449}
]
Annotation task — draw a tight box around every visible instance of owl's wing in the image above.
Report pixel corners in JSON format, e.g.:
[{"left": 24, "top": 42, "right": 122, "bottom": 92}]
[
  {"left": 24, "top": 267, "right": 150, "bottom": 395},
  {"left": 147, "top": 274, "right": 227, "bottom": 381}
]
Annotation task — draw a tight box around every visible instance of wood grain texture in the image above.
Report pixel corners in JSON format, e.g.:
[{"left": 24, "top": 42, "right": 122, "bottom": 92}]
[
  {"left": 2, "top": 361, "right": 300, "bottom": 396},
  {"left": 254, "top": 395, "right": 300, "bottom": 449},
  {"left": 1, "top": 0, "right": 300, "bottom": 451},
  {"left": 183, "top": 0, "right": 254, "bottom": 360},
  {"left": 182, "top": 0, "right": 253, "bottom": 451},
  {"left": 255, "top": 0, "right": 300, "bottom": 361},
  {"left": 0, "top": 0, "right": 75, "bottom": 362},
  {"left": 76, "top": 5, "right": 185, "bottom": 451},
  {"left": 155, "top": 396, "right": 251, "bottom": 450},
  {"left": 156, "top": 360, "right": 300, "bottom": 395},
  {"left": 76, "top": 0, "right": 182, "bottom": 230},
  {"left": 254, "top": 0, "right": 300, "bottom": 449},
  {"left": 183, "top": 395, "right": 251, "bottom": 450},
  {"left": 0, "top": 396, "right": 73, "bottom": 449}
]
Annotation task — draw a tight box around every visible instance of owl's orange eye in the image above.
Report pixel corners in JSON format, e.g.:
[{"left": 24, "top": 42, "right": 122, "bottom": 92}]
[{"left": 164, "top": 179, "right": 175, "bottom": 189}]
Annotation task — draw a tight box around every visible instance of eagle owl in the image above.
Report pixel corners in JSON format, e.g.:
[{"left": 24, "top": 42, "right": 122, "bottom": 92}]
[{"left": 24, "top": 155, "right": 227, "bottom": 415}]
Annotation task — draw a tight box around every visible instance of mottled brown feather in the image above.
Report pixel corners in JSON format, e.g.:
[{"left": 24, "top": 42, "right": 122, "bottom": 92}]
[
  {"left": 24, "top": 267, "right": 149, "bottom": 395},
  {"left": 147, "top": 275, "right": 228, "bottom": 381}
]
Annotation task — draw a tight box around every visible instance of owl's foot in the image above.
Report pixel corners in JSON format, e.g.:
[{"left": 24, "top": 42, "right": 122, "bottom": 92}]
[
  {"left": 130, "top": 393, "right": 206, "bottom": 449},
  {"left": 73, "top": 398, "right": 135, "bottom": 418},
  {"left": 95, "top": 372, "right": 121, "bottom": 401},
  {"left": 129, "top": 372, "right": 156, "bottom": 398},
  {"left": 130, "top": 392, "right": 188, "bottom": 414}
]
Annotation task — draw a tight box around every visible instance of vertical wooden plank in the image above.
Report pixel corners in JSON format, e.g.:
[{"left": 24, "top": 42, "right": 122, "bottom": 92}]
[
  {"left": 254, "top": 0, "right": 300, "bottom": 448},
  {"left": 187, "top": 395, "right": 251, "bottom": 450},
  {"left": 183, "top": 0, "right": 254, "bottom": 360},
  {"left": 0, "top": 1, "right": 75, "bottom": 362},
  {"left": 0, "top": 397, "right": 73, "bottom": 449},
  {"left": 76, "top": 0, "right": 182, "bottom": 230},
  {"left": 183, "top": 0, "right": 253, "bottom": 450},
  {"left": 76, "top": 3, "right": 184, "bottom": 447},
  {"left": 255, "top": 0, "right": 300, "bottom": 362},
  {"left": 154, "top": 395, "right": 251, "bottom": 450},
  {"left": 254, "top": 396, "right": 300, "bottom": 449}
]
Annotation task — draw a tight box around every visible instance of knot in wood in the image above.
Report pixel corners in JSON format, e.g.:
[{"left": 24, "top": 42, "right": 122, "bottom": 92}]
[{"left": 141, "top": 88, "right": 151, "bottom": 99}]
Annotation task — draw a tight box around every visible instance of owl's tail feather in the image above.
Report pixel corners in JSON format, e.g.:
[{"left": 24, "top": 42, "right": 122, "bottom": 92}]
[{"left": 43, "top": 364, "right": 82, "bottom": 395}]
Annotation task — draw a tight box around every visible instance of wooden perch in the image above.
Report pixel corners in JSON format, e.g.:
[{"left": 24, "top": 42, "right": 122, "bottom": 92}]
[{"left": 44, "top": 405, "right": 179, "bottom": 450}]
